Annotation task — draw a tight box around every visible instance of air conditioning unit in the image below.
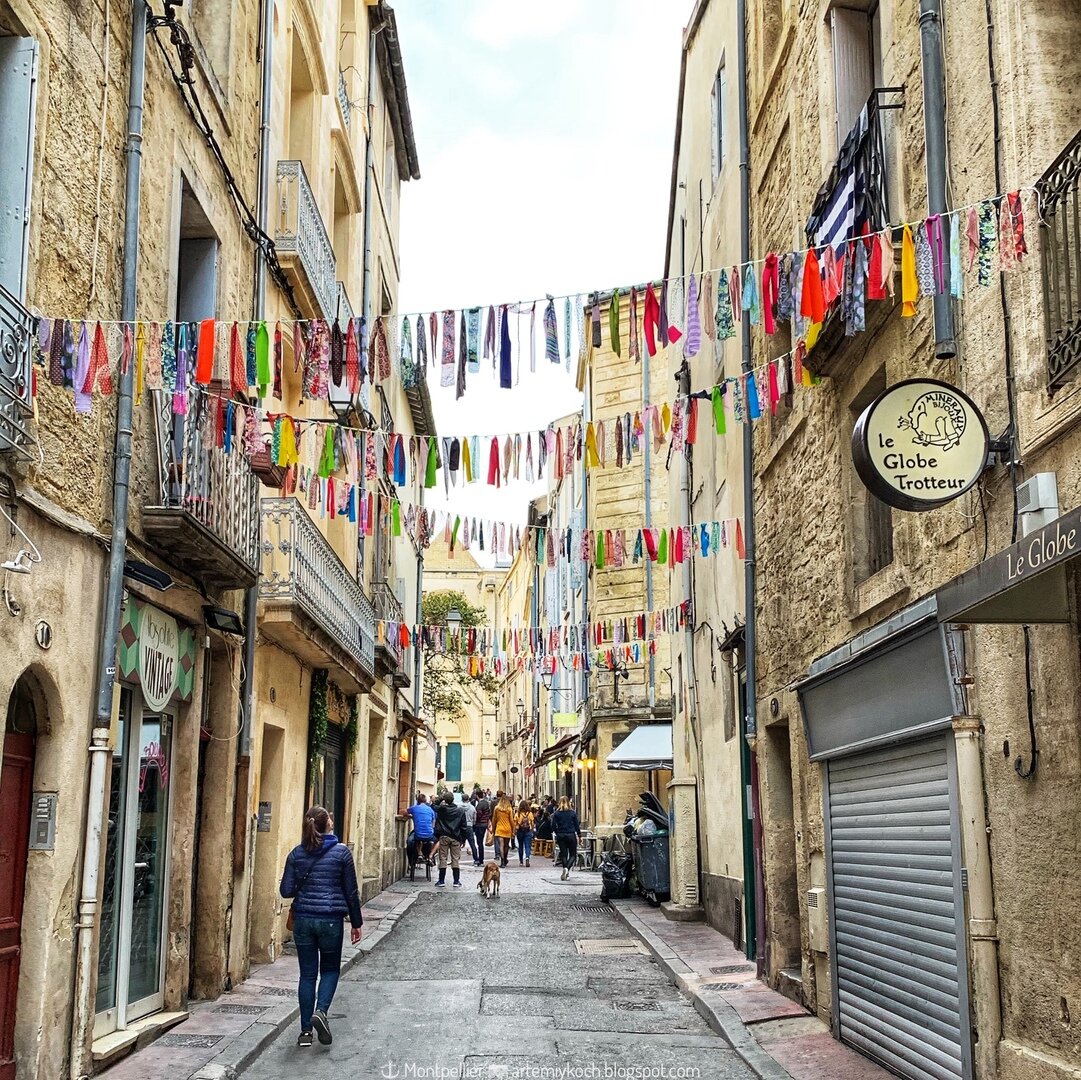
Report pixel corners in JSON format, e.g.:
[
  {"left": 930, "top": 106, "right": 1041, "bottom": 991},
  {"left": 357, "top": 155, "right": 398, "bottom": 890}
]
[
  {"left": 1017, "top": 473, "right": 1059, "bottom": 536},
  {"left": 806, "top": 887, "right": 828, "bottom": 953}
]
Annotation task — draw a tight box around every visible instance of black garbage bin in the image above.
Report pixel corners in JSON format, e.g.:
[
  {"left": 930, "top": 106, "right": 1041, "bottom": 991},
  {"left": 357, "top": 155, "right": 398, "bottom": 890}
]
[{"left": 631, "top": 833, "right": 670, "bottom": 905}]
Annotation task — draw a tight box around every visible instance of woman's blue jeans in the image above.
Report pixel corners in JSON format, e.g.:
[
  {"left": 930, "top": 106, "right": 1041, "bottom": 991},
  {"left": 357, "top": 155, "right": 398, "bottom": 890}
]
[
  {"left": 516, "top": 828, "right": 533, "bottom": 862},
  {"left": 293, "top": 916, "right": 344, "bottom": 1031}
]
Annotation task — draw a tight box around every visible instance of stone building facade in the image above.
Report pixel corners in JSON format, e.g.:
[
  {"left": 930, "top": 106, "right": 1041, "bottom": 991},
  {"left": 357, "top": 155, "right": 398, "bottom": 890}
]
[
  {"left": 741, "top": 1, "right": 1081, "bottom": 1078},
  {"left": 0, "top": 0, "right": 423, "bottom": 1075},
  {"left": 663, "top": 0, "right": 752, "bottom": 943}
]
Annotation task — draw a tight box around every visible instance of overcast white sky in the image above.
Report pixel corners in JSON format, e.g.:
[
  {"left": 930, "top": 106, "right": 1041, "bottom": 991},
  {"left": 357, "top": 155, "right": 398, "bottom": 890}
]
[{"left": 393, "top": 1, "right": 689, "bottom": 555}]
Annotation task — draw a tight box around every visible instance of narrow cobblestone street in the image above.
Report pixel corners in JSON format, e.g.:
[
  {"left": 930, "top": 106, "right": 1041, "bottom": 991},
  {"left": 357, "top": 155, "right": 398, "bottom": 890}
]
[{"left": 245, "top": 862, "right": 752, "bottom": 1080}]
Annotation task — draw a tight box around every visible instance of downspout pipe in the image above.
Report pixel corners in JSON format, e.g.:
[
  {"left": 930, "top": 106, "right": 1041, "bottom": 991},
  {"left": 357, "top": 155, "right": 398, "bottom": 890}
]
[
  {"left": 240, "top": 0, "right": 276, "bottom": 760},
  {"left": 919, "top": 0, "right": 957, "bottom": 359},
  {"left": 72, "top": 2, "right": 147, "bottom": 1075},
  {"left": 736, "top": 0, "right": 767, "bottom": 978},
  {"left": 641, "top": 298, "right": 655, "bottom": 710},
  {"left": 361, "top": 16, "right": 380, "bottom": 344}
]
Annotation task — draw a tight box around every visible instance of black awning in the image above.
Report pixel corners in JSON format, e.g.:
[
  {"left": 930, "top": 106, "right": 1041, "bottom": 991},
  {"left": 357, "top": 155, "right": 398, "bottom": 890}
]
[{"left": 936, "top": 506, "right": 1080, "bottom": 624}]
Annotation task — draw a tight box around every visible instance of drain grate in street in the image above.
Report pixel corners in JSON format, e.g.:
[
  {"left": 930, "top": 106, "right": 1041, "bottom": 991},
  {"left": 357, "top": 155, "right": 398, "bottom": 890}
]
[
  {"left": 214, "top": 1004, "right": 269, "bottom": 1015},
  {"left": 570, "top": 903, "right": 612, "bottom": 914},
  {"left": 574, "top": 937, "right": 649, "bottom": 956},
  {"left": 702, "top": 982, "right": 743, "bottom": 991},
  {"left": 256, "top": 985, "right": 293, "bottom": 997},
  {"left": 613, "top": 1000, "right": 661, "bottom": 1012},
  {"left": 158, "top": 1034, "right": 223, "bottom": 1049},
  {"left": 710, "top": 965, "right": 752, "bottom": 975}
]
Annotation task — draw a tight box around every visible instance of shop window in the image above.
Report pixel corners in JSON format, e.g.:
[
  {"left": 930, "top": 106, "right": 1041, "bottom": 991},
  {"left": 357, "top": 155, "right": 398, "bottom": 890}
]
[{"left": 849, "top": 368, "right": 893, "bottom": 582}]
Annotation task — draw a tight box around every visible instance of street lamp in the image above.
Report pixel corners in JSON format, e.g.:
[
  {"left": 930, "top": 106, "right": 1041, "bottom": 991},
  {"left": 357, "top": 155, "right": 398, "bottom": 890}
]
[
  {"left": 446, "top": 607, "right": 462, "bottom": 634},
  {"left": 328, "top": 370, "right": 354, "bottom": 425},
  {"left": 516, "top": 698, "right": 525, "bottom": 725}
]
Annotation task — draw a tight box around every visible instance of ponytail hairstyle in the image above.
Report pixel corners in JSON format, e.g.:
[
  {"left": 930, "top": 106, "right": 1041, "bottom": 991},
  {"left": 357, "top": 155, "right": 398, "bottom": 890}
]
[
  {"left": 557, "top": 796, "right": 571, "bottom": 811},
  {"left": 303, "top": 805, "right": 331, "bottom": 852}
]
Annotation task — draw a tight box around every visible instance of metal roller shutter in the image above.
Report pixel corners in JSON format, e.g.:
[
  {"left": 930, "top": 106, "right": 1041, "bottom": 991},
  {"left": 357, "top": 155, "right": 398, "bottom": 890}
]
[{"left": 826, "top": 736, "right": 968, "bottom": 1080}]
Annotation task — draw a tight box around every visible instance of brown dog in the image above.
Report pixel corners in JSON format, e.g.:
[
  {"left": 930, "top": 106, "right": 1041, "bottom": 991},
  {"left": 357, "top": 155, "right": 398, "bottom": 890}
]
[{"left": 477, "top": 860, "right": 501, "bottom": 898}]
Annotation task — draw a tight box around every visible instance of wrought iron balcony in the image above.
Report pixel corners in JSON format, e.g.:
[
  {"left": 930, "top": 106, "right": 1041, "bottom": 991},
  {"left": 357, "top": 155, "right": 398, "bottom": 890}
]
[
  {"left": 338, "top": 69, "right": 352, "bottom": 133},
  {"left": 372, "top": 577, "right": 409, "bottom": 685},
  {"left": 0, "top": 283, "right": 34, "bottom": 458},
  {"left": 336, "top": 281, "right": 354, "bottom": 323},
  {"left": 275, "top": 160, "right": 338, "bottom": 321},
  {"left": 260, "top": 497, "right": 375, "bottom": 693},
  {"left": 143, "top": 393, "right": 261, "bottom": 588},
  {"left": 1039, "top": 128, "right": 1081, "bottom": 391}
]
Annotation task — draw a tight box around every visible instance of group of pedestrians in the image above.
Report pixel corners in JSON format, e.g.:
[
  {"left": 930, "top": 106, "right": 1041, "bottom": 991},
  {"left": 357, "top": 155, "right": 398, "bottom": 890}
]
[{"left": 275, "top": 793, "right": 585, "bottom": 1050}]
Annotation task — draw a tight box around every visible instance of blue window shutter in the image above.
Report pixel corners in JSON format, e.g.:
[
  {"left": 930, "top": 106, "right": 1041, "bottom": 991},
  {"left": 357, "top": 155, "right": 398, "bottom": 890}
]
[{"left": 0, "top": 37, "right": 37, "bottom": 301}]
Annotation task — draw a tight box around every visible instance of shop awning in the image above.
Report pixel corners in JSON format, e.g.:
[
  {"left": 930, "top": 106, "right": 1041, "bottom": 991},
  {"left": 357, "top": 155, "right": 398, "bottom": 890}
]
[
  {"left": 936, "top": 504, "right": 1081, "bottom": 624},
  {"left": 606, "top": 724, "right": 672, "bottom": 771},
  {"left": 533, "top": 732, "right": 579, "bottom": 768}
]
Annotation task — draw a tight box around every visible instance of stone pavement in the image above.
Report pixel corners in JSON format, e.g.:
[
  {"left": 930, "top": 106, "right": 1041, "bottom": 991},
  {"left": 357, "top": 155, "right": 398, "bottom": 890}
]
[
  {"left": 611, "top": 897, "right": 895, "bottom": 1080},
  {"left": 97, "top": 882, "right": 419, "bottom": 1080},
  {"left": 246, "top": 857, "right": 756, "bottom": 1080}
]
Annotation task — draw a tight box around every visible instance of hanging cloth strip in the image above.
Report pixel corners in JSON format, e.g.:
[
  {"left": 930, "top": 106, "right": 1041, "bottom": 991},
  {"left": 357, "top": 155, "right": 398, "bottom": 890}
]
[
  {"left": 629, "top": 286, "right": 640, "bottom": 363},
  {"left": 499, "top": 305, "right": 512, "bottom": 388},
  {"left": 761, "top": 254, "right": 780, "bottom": 335},
  {"left": 684, "top": 273, "right": 701, "bottom": 357},
  {"left": 466, "top": 306, "right": 480, "bottom": 372},
  {"left": 608, "top": 291, "right": 621, "bottom": 357},
  {"left": 440, "top": 310, "right": 455, "bottom": 387},
  {"left": 715, "top": 269, "right": 735, "bottom": 339},
  {"left": 544, "top": 298, "right": 559, "bottom": 363},
  {"left": 456, "top": 310, "right": 467, "bottom": 400},
  {"left": 901, "top": 225, "right": 918, "bottom": 316}
]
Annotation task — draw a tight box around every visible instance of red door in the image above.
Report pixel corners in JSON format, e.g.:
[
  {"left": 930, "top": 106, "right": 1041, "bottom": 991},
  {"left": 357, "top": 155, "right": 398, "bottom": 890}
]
[{"left": 0, "top": 733, "right": 34, "bottom": 1080}]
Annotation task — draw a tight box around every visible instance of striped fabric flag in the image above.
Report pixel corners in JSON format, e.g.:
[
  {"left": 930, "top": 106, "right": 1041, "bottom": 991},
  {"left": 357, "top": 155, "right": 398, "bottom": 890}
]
[{"left": 544, "top": 298, "right": 559, "bottom": 363}]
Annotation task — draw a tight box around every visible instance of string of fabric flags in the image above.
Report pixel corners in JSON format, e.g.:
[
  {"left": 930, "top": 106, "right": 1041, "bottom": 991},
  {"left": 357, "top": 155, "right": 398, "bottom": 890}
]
[
  {"left": 375, "top": 598, "right": 694, "bottom": 677},
  {"left": 26, "top": 187, "right": 1032, "bottom": 418}
]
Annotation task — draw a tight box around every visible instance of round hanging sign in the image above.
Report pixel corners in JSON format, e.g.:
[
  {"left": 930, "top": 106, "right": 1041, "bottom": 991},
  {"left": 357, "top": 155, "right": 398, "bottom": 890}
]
[{"left": 852, "top": 378, "right": 989, "bottom": 512}]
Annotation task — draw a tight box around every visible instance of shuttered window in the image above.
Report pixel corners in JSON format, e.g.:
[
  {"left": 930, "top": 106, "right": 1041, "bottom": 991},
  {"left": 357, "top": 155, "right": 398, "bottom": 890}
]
[
  {"left": 826, "top": 736, "right": 970, "bottom": 1080},
  {"left": 830, "top": 6, "right": 874, "bottom": 147},
  {"left": 0, "top": 36, "right": 37, "bottom": 301}
]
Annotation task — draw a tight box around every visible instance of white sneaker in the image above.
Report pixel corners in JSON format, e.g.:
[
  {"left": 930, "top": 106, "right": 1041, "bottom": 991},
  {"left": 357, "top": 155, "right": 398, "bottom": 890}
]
[{"left": 561, "top": 867, "right": 568, "bottom": 880}]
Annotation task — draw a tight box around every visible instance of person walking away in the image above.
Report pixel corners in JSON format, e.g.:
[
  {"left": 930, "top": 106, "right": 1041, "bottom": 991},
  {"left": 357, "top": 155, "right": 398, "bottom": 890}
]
[
  {"left": 434, "top": 792, "right": 469, "bottom": 888},
  {"left": 490, "top": 792, "right": 515, "bottom": 867},
  {"left": 551, "top": 796, "right": 581, "bottom": 881},
  {"left": 406, "top": 793, "right": 437, "bottom": 868},
  {"left": 474, "top": 794, "right": 491, "bottom": 866},
  {"left": 279, "top": 806, "right": 362, "bottom": 1048},
  {"left": 535, "top": 804, "right": 553, "bottom": 843},
  {"left": 515, "top": 799, "right": 535, "bottom": 866},
  {"left": 462, "top": 794, "right": 479, "bottom": 864}
]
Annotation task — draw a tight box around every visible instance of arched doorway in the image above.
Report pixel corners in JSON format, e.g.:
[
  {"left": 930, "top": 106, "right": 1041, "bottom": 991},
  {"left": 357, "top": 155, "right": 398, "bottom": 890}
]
[{"left": 0, "top": 675, "right": 39, "bottom": 1080}]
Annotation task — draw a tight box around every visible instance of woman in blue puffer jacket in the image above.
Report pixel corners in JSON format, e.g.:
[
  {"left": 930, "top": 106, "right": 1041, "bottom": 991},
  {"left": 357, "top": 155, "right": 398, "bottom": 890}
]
[{"left": 280, "top": 805, "right": 363, "bottom": 1048}]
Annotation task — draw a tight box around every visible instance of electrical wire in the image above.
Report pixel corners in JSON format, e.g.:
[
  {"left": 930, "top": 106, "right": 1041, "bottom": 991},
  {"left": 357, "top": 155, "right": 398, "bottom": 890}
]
[{"left": 145, "top": 3, "right": 303, "bottom": 320}]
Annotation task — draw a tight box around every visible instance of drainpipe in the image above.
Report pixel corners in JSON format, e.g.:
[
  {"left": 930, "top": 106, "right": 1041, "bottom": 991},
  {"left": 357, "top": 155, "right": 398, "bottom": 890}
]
[
  {"left": 71, "top": 3, "right": 146, "bottom": 1075},
  {"left": 641, "top": 296, "right": 655, "bottom": 711},
  {"left": 919, "top": 0, "right": 957, "bottom": 359},
  {"left": 953, "top": 715, "right": 1002, "bottom": 1080},
  {"left": 240, "top": 0, "right": 275, "bottom": 761},
  {"left": 411, "top": 486, "right": 424, "bottom": 790},
  {"left": 361, "top": 14, "right": 380, "bottom": 358},
  {"left": 736, "top": 0, "right": 767, "bottom": 977}
]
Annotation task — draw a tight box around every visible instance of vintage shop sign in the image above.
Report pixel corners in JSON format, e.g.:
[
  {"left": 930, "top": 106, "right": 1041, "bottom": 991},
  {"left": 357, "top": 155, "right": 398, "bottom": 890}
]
[
  {"left": 852, "top": 378, "right": 989, "bottom": 511},
  {"left": 118, "top": 598, "right": 196, "bottom": 708}
]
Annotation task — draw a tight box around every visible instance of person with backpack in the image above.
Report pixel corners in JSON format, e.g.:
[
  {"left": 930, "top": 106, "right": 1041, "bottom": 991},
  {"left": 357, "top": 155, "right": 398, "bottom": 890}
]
[
  {"left": 279, "top": 806, "right": 363, "bottom": 1048},
  {"left": 473, "top": 794, "right": 491, "bottom": 866},
  {"left": 514, "top": 799, "right": 535, "bottom": 866},
  {"left": 434, "top": 791, "right": 469, "bottom": 888}
]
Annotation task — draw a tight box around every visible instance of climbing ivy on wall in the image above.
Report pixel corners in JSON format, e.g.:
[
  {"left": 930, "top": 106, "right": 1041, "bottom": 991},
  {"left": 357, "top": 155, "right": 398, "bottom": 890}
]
[
  {"left": 345, "top": 695, "right": 359, "bottom": 756},
  {"left": 308, "top": 668, "right": 329, "bottom": 786}
]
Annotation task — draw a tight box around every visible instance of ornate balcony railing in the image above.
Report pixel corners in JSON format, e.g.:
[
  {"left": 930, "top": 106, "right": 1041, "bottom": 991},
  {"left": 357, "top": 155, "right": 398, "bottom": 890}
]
[
  {"left": 1039, "top": 128, "right": 1081, "bottom": 391},
  {"left": 336, "top": 281, "right": 354, "bottom": 323},
  {"left": 338, "top": 69, "right": 352, "bottom": 133},
  {"left": 0, "top": 282, "right": 35, "bottom": 457},
  {"left": 260, "top": 497, "right": 375, "bottom": 678},
  {"left": 143, "top": 392, "right": 261, "bottom": 587},
  {"left": 275, "top": 160, "right": 338, "bottom": 321},
  {"left": 372, "top": 577, "right": 405, "bottom": 668}
]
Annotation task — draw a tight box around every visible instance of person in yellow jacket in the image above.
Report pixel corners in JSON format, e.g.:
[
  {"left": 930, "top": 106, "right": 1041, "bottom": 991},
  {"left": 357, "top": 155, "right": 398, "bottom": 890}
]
[
  {"left": 514, "top": 800, "right": 536, "bottom": 867},
  {"left": 489, "top": 793, "right": 515, "bottom": 867}
]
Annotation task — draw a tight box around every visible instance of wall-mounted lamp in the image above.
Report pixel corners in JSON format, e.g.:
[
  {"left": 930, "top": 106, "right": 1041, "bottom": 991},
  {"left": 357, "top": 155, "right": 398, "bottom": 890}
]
[
  {"left": 203, "top": 605, "right": 245, "bottom": 636},
  {"left": 516, "top": 697, "right": 525, "bottom": 724}
]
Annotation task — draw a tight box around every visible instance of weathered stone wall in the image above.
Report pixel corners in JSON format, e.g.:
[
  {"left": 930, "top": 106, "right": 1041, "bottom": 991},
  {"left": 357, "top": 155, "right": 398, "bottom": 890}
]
[
  {"left": 664, "top": 0, "right": 749, "bottom": 941},
  {"left": 748, "top": 0, "right": 1081, "bottom": 1071}
]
